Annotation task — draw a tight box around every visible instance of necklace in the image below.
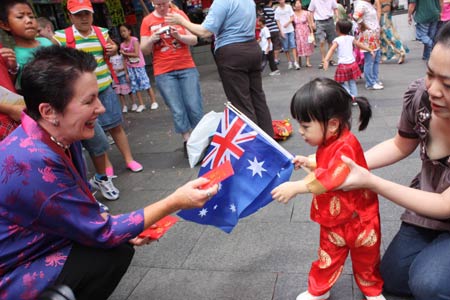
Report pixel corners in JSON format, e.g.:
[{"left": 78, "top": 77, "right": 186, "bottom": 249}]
[{"left": 50, "top": 136, "right": 70, "bottom": 150}]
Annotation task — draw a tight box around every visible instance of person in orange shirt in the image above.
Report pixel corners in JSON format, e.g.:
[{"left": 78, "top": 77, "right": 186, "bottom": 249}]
[{"left": 140, "top": 1, "right": 203, "bottom": 157}]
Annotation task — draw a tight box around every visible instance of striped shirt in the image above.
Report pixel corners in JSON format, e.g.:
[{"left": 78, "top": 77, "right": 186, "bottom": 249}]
[
  {"left": 54, "top": 25, "right": 112, "bottom": 92},
  {"left": 263, "top": 5, "right": 280, "bottom": 33}
]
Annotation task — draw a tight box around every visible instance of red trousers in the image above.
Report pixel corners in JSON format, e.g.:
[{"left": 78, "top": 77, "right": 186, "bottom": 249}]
[{"left": 308, "top": 215, "right": 383, "bottom": 297}]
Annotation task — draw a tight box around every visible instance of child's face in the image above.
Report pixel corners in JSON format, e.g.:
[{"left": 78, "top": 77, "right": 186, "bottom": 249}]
[
  {"left": 69, "top": 11, "right": 93, "bottom": 35},
  {"left": 298, "top": 120, "right": 325, "bottom": 146},
  {"left": 119, "top": 26, "right": 130, "bottom": 39},
  {"left": 1, "top": 3, "right": 37, "bottom": 40}
]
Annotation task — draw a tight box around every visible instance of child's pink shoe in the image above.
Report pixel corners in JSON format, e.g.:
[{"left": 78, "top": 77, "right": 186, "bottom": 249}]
[{"left": 126, "top": 160, "right": 143, "bottom": 173}]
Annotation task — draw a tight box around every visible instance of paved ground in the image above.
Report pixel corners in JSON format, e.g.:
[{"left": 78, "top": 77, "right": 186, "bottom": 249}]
[{"left": 103, "top": 17, "right": 423, "bottom": 300}]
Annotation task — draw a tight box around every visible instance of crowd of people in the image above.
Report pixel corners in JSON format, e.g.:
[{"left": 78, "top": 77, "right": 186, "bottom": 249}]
[{"left": 1, "top": 0, "right": 450, "bottom": 299}]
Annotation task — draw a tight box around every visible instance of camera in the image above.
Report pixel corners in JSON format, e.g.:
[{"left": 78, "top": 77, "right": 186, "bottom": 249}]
[{"left": 156, "top": 25, "right": 171, "bottom": 35}]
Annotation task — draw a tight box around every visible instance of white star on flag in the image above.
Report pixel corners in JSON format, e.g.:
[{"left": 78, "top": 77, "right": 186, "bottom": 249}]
[
  {"left": 198, "top": 208, "right": 208, "bottom": 217},
  {"left": 229, "top": 204, "right": 236, "bottom": 212},
  {"left": 247, "top": 157, "right": 267, "bottom": 177}
]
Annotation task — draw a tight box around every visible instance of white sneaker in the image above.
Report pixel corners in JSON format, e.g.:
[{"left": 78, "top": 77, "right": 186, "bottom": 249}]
[
  {"left": 365, "top": 294, "right": 386, "bottom": 300},
  {"left": 377, "top": 81, "right": 384, "bottom": 86},
  {"left": 296, "top": 291, "right": 330, "bottom": 300},
  {"left": 372, "top": 83, "right": 384, "bottom": 90},
  {"left": 269, "top": 70, "right": 281, "bottom": 76},
  {"left": 288, "top": 61, "right": 293, "bottom": 70},
  {"left": 136, "top": 104, "right": 146, "bottom": 113},
  {"left": 90, "top": 176, "right": 119, "bottom": 201},
  {"left": 150, "top": 102, "right": 159, "bottom": 110},
  {"left": 122, "top": 106, "right": 128, "bottom": 113},
  {"left": 131, "top": 103, "right": 138, "bottom": 111},
  {"left": 294, "top": 61, "right": 300, "bottom": 70}
]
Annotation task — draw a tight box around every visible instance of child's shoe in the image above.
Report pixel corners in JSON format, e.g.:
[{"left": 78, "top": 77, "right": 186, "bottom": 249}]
[
  {"left": 136, "top": 105, "right": 146, "bottom": 113},
  {"left": 122, "top": 106, "right": 128, "bottom": 113},
  {"left": 296, "top": 291, "right": 330, "bottom": 300},
  {"left": 126, "top": 160, "right": 143, "bottom": 172},
  {"left": 131, "top": 103, "right": 138, "bottom": 111},
  {"left": 365, "top": 294, "right": 386, "bottom": 300},
  {"left": 150, "top": 102, "right": 159, "bottom": 110}
]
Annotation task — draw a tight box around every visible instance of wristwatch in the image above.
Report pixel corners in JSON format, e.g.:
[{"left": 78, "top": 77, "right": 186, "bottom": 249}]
[{"left": 8, "top": 64, "right": 19, "bottom": 75}]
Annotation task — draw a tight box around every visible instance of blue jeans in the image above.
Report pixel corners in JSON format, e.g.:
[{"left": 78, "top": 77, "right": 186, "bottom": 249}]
[
  {"left": 415, "top": 21, "right": 438, "bottom": 60},
  {"left": 364, "top": 49, "right": 381, "bottom": 88},
  {"left": 97, "top": 85, "right": 123, "bottom": 131},
  {"left": 155, "top": 68, "right": 204, "bottom": 134},
  {"left": 380, "top": 222, "right": 450, "bottom": 300},
  {"left": 342, "top": 80, "right": 357, "bottom": 97},
  {"left": 81, "top": 121, "right": 110, "bottom": 157}
]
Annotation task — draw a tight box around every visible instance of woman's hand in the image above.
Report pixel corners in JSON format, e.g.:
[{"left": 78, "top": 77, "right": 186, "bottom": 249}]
[
  {"left": 129, "top": 236, "right": 156, "bottom": 246},
  {"left": 165, "top": 13, "right": 184, "bottom": 26},
  {"left": 170, "top": 26, "right": 181, "bottom": 40},
  {"left": 171, "top": 177, "right": 219, "bottom": 210},
  {"left": 150, "top": 32, "right": 161, "bottom": 44},
  {"left": 338, "top": 155, "right": 371, "bottom": 191}
]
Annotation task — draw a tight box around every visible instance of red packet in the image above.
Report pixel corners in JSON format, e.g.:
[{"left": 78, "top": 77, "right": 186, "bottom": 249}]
[
  {"left": 138, "top": 215, "right": 179, "bottom": 240},
  {"left": 200, "top": 160, "right": 234, "bottom": 189}
]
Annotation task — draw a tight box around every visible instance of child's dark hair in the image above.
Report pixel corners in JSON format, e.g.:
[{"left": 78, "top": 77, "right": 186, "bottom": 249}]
[
  {"left": 290, "top": 77, "right": 372, "bottom": 143},
  {"left": 258, "top": 16, "right": 266, "bottom": 25},
  {"left": 336, "top": 20, "right": 353, "bottom": 35},
  {"left": 120, "top": 23, "right": 133, "bottom": 32},
  {"left": 0, "top": 0, "right": 33, "bottom": 24}
]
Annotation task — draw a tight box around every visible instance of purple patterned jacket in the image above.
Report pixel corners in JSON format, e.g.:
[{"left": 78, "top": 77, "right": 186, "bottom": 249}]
[{"left": 0, "top": 113, "right": 144, "bottom": 299}]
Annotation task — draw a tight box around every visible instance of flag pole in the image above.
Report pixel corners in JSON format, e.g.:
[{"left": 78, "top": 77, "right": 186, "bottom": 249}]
[{"left": 225, "top": 102, "right": 294, "bottom": 160}]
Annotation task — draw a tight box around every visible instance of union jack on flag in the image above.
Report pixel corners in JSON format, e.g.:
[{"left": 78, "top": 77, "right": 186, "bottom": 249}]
[
  {"left": 178, "top": 104, "right": 294, "bottom": 233},
  {"left": 202, "top": 108, "right": 258, "bottom": 170}
]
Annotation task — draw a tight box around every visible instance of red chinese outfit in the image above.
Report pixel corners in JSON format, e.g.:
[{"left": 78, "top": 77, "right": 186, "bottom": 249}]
[{"left": 303, "top": 128, "right": 383, "bottom": 297}]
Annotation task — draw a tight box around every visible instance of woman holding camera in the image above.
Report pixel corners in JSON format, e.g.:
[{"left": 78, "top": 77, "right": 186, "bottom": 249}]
[{"left": 140, "top": 0, "right": 204, "bottom": 156}]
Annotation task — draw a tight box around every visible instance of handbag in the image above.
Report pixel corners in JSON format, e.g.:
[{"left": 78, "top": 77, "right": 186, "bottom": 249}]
[
  {"left": 128, "top": 56, "right": 140, "bottom": 64},
  {"left": 308, "top": 32, "right": 315, "bottom": 44}
]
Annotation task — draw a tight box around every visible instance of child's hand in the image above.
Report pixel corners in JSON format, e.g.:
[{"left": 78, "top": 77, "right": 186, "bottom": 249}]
[
  {"left": 105, "top": 41, "right": 117, "bottom": 57},
  {"left": 323, "top": 60, "right": 329, "bottom": 71},
  {"left": 0, "top": 47, "right": 18, "bottom": 73},
  {"left": 292, "top": 155, "right": 309, "bottom": 170},
  {"left": 271, "top": 182, "right": 298, "bottom": 204},
  {"left": 370, "top": 51, "right": 375, "bottom": 57}
]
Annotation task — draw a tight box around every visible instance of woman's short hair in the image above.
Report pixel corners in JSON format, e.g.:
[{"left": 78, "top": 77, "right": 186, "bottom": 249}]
[
  {"left": 435, "top": 21, "right": 450, "bottom": 48},
  {"left": 21, "top": 45, "right": 97, "bottom": 120}
]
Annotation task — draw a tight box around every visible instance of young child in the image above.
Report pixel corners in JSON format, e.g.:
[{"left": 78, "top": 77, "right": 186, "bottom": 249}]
[
  {"left": 258, "top": 16, "right": 280, "bottom": 76},
  {"left": 109, "top": 50, "right": 136, "bottom": 113},
  {"left": 323, "top": 20, "right": 373, "bottom": 101},
  {"left": 0, "top": 0, "right": 52, "bottom": 89},
  {"left": 119, "top": 24, "right": 158, "bottom": 113},
  {"left": 271, "top": 77, "right": 385, "bottom": 300}
]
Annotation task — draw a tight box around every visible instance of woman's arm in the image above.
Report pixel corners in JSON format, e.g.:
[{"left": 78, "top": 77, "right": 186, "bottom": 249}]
[
  {"left": 0, "top": 103, "right": 24, "bottom": 121},
  {"left": 365, "top": 133, "right": 419, "bottom": 170},
  {"left": 341, "top": 156, "right": 450, "bottom": 219},
  {"left": 165, "top": 13, "right": 213, "bottom": 39},
  {"left": 140, "top": 34, "right": 159, "bottom": 55}
]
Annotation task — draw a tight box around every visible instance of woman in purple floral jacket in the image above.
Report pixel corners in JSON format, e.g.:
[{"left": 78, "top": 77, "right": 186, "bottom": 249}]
[{"left": 0, "top": 46, "right": 217, "bottom": 300}]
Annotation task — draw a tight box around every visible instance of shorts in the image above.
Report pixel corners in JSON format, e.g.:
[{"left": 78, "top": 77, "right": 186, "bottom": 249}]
[
  {"left": 81, "top": 120, "right": 110, "bottom": 157},
  {"left": 97, "top": 85, "right": 123, "bottom": 131},
  {"left": 128, "top": 66, "right": 151, "bottom": 94},
  {"left": 270, "top": 31, "right": 282, "bottom": 51},
  {"left": 281, "top": 31, "right": 296, "bottom": 51},
  {"left": 315, "top": 18, "right": 336, "bottom": 44},
  {"left": 112, "top": 74, "right": 131, "bottom": 95}
]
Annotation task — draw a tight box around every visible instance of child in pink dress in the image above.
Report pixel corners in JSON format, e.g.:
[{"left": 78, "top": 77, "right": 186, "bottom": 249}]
[{"left": 119, "top": 24, "right": 158, "bottom": 113}]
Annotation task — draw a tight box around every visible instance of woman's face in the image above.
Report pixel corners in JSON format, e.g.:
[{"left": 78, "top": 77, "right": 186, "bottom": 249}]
[
  {"left": 425, "top": 44, "right": 450, "bottom": 120},
  {"left": 294, "top": 1, "right": 302, "bottom": 10},
  {"left": 2, "top": 3, "right": 37, "bottom": 40},
  {"left": 54, "top": 72, "right": 105, "bottom": 145},
  {"left": 153, "top": 0, "right": 171, "bottom": 16}
]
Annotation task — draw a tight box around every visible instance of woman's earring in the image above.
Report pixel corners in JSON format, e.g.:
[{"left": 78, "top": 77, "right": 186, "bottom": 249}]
[{"left": 53, "top": 119, "right": 59, "bottom": 126}]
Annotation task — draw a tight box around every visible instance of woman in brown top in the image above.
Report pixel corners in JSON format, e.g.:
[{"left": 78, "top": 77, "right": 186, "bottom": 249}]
[{"left": 340, "top": 22, "right": 450, "bottom": 300}]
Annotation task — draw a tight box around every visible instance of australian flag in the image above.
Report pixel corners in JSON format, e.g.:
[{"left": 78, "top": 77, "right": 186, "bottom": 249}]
[{"left": 177, "top": 104, "right": 294, "bottom": 233}]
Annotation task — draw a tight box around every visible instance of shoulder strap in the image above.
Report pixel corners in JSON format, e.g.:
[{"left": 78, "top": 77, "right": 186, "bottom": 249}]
[
  {"left": 65, "top": 26, "right": 76, "bottom": 48},
  {"left": 92, "top": 26, "right": 118, "bottom": 84}
]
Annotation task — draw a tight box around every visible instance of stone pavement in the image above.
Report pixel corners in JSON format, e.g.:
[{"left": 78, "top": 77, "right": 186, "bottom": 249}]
[{"left": 105, "top": 17, "right": 424, "bottom": 300}]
